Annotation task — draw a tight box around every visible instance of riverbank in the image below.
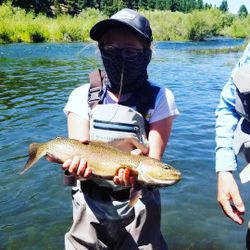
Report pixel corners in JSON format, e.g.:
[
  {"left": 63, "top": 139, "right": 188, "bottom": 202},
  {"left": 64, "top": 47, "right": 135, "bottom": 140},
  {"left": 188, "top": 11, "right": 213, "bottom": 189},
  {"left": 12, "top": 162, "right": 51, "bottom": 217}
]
[{"left": 0, "top": 3, "right": 249, "bottom": 44}]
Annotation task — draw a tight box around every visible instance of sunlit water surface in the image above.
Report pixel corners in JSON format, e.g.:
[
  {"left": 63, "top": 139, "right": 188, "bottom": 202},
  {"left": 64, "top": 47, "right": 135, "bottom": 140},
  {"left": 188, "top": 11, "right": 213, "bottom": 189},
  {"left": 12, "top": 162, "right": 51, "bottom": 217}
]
[{"left": 0, "top": 39, "right": 249, "bottom": 249}]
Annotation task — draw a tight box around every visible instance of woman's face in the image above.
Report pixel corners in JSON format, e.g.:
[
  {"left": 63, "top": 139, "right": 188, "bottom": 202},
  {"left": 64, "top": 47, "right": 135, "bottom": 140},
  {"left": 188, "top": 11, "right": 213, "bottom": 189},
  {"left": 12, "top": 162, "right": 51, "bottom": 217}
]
[
  {"left": 98, "top": 27, "right": 152, "bottom": 94},
  {"left": 100, "top": 27, "right": 145, "bottom": 49}
]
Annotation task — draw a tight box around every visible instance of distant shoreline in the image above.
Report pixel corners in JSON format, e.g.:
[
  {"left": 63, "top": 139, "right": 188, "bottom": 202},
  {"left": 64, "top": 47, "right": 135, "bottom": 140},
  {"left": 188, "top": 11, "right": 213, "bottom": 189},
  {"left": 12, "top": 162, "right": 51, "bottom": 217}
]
[{"left": 0, "top": 4, "right": 249, "bottom": 44}]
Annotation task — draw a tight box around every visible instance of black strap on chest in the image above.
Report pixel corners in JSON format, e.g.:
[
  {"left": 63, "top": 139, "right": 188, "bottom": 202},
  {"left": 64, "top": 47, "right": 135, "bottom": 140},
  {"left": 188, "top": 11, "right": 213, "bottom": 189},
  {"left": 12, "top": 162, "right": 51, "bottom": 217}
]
[{"left": 88, "top": 69, "right": 104, "bottom": 109}]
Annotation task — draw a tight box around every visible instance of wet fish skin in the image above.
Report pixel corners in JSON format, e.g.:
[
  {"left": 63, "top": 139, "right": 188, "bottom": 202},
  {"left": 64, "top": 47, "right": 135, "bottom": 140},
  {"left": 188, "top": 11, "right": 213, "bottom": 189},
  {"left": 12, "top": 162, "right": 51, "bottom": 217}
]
[{"left": 21, "top": 137, "right": 182, "bottom": 187}]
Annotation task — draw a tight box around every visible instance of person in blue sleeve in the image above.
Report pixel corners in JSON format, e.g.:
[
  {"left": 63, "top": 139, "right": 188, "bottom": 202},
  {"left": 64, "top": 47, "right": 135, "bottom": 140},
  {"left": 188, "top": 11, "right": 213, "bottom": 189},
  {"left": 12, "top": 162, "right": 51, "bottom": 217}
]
[{"left": 215, "top": 41, "right": 250, "bottom": 248}]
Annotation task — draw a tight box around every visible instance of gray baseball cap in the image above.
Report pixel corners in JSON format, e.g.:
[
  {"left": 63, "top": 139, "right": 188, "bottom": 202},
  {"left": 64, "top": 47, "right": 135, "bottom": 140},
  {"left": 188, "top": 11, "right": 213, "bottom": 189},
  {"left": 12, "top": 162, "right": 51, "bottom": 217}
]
[{"left": 90, "top": 8, "right": 153, "bottom": 45}]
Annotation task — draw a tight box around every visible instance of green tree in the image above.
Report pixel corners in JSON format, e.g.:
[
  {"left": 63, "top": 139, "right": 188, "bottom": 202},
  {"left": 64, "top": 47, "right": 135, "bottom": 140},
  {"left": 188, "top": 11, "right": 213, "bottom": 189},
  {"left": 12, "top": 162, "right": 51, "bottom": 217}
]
[
  {"left": 65, "top": 0, "right": 85, "bottom": 15},
  {"left": 11, "top": 0, "right": 54, "bottom": 16},
  {"left": 155, "top": 0, "right": 166, "bottom": 10},
  {"left": 186, "top": 0, "right": 193, "bottom": 12},
  {"left": 167, "top": 0, "right": 181, "bottom": 12},
  {"left": 197, "top": 0, "right": 203, "bottom": 10},
  {"left": 238, "top": 4, "right": 248, "bottom": 18},
  {"left": 147, "top": 0, "right": 155, "bottom": 9},
  {"left": 126, "top": 0, "right": 138, "bottom": 9},
  {"left": 219, "top": 0, "right": 228, "bottom": 12},
  {"left": 204, "top": 3, "right": 212, "bottom": 9},
  {"left": 103, "top": 0, "right": 125, "bottom": 16},
  {"left": 138, "top": 0, "right": 148, "bottom": 9}
]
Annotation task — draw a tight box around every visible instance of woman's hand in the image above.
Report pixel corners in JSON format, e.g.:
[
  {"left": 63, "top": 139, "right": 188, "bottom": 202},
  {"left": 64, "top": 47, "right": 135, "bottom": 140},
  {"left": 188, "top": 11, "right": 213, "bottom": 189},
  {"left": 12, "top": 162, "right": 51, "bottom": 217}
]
[
  {"left": 62, "top": 139, "right": 92, "bottom": 179},
  {"left": 113, "top": 146, "right": 146, "bottom": 186},
  {"left": 113, "top": 168, "right": 135, "bottom": 186},
  {"left": 46, "top": 139, "right": 92, "bottom": 179},
  {"left": 62, "top": 156, "right": 92, "bottom": 179}
]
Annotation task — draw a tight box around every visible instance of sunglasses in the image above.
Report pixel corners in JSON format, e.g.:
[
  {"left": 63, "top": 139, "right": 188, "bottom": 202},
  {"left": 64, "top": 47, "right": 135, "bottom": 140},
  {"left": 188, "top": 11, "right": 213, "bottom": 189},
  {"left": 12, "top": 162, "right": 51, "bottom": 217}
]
[{"left": 99, "top": 44, "right": 147, "bottom": 61}]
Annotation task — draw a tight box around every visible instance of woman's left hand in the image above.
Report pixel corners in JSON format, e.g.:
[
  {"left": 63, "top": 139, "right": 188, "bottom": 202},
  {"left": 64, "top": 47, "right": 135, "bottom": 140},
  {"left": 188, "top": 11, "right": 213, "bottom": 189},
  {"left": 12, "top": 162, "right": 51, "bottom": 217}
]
[
  {"left": 113, "top": 147, "right": 146, "bottom": 186},
  {"left": 113, "top": 168, "right": 135, "bottom": 186}
]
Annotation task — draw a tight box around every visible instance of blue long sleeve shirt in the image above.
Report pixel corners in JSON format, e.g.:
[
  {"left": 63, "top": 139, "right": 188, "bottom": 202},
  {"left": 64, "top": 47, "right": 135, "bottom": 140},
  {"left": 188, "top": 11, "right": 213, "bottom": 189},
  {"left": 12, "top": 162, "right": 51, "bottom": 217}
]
[{"left": 215, "top": 41, "right": 250, "bottom": 172}]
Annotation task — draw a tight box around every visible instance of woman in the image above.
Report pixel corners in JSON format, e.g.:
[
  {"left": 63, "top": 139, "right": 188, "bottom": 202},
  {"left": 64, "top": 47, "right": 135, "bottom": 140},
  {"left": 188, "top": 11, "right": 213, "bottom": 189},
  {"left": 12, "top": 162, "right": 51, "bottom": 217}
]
[{"left": 63, "top": 8, "right": 179, "bottom": 250}]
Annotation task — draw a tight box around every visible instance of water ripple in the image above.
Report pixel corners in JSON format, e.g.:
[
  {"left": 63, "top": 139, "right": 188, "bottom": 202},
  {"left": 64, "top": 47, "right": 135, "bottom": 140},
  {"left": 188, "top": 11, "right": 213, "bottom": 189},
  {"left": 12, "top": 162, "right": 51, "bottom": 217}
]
[{"left": 0, "top": 40, "right": 248, "bottom": 250}]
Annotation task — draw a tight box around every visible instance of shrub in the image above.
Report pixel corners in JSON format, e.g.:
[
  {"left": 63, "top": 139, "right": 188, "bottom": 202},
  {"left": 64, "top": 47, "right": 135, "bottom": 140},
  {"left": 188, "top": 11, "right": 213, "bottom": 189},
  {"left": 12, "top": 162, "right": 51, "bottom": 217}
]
[{"left": 0, "top": 3, "right": 249, "bottom": 43}]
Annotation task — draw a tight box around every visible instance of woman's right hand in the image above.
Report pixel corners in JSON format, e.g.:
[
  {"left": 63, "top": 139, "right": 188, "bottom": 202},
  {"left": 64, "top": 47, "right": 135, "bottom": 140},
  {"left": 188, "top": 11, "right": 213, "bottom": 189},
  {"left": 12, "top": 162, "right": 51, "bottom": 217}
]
[{"left": 62, "top": 156, "right": 92, "bottom": 179}]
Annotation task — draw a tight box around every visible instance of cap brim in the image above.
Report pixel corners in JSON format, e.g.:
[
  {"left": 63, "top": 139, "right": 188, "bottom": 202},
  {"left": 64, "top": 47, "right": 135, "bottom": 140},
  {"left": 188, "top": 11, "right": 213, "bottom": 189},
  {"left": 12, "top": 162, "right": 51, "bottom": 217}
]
[{"left": 90, "top": 19, "right": 149, "bottom": 44}]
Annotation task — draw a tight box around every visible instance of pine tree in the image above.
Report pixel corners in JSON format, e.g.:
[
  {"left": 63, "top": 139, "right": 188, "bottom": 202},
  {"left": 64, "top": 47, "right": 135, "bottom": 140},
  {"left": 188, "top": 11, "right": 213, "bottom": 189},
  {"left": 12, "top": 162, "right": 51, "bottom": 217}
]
[
  {"left": 126, "top": 0, "right": 137, "bottom": 9},
  {"left": 103, "top": 0, "right": 125, "bottom": 16},
  {"left": 12, "top": 0, "right": 54, "bottom": 16},
  {"left": 138, "top": 0, "right": 148, "bottom": 9},
  {"left": 197, "top": 0, "right": 203, "bottom": 10},
  {"left": 147, "top": 0, "right": 155, "bottom": 10},
  {"left": 66, "top": 0, "right": 85, "bottom": 15},
  {"left": 204, "top": 3, "right": 212, "bottom": 9},
  {"left": 238, "top": 4, "right": 248, "bottom": 18},
  {"left": 219, "top": 0, "right": 228, "bottom": 12},
  {"left": 155, "top": 0, "right": 166, "bottom": 10},
  {"left": 167, "top": 0, "right": 181, "bottom": 12}
]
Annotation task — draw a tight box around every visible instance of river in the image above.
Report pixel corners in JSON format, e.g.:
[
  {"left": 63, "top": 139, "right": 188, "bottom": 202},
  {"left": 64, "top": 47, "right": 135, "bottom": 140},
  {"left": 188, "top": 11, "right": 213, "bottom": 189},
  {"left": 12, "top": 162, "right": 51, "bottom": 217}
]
[{"left": 0, "top": 38, "right": 249, "bottom": 249}]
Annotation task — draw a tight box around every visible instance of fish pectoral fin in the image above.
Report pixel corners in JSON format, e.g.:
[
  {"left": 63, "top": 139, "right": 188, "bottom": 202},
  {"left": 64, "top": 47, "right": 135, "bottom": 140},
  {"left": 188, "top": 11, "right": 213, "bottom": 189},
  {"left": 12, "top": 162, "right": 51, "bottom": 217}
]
[
  {"left": 46, "top": 153, "right": 63, "bottom": 164},
  {"left": 128, "top": 187, "right": 142, "bottom": 207}
]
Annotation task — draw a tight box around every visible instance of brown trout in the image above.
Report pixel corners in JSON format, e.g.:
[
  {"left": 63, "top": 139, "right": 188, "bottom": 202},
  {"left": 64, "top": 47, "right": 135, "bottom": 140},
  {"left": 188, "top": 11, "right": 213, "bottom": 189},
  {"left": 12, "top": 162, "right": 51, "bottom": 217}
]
[{"left": 21, "top": 137, "right": 182, "bottom": 187}]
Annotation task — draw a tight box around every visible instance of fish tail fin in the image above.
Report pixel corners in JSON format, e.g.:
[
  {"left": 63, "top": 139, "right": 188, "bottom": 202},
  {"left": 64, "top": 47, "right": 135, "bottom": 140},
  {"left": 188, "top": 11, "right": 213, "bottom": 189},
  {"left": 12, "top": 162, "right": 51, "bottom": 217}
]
[{"left": 20, "top": 142, "right": 46, "bottom": 175}]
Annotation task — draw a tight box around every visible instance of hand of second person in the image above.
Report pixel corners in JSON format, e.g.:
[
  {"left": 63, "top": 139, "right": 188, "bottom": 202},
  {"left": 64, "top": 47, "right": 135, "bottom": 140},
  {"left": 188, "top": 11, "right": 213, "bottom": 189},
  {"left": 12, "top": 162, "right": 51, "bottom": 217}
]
[
  {"left": 62, "top": 156, "right": 92, "bottom": 179},
  {"left": 217, "top": 171, "right": 245, "bottom": 224}
]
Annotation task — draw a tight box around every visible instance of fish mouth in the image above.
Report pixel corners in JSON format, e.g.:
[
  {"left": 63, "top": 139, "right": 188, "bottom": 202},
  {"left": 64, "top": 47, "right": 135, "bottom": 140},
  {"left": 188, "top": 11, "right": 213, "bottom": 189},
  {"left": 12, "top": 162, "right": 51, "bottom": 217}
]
[
  {"left": 144, "top": 175, "right": 181, "bottom": 186},
  {"left": 137, "top": 160, "right": 182, "bottom": 186}
]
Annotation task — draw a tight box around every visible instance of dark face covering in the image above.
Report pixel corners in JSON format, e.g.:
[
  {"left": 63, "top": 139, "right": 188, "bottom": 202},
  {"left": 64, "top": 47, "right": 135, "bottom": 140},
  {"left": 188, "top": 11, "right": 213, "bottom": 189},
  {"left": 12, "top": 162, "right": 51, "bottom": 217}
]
[{"left": 100, "top": 46, "right": 152, "bottom": 94}]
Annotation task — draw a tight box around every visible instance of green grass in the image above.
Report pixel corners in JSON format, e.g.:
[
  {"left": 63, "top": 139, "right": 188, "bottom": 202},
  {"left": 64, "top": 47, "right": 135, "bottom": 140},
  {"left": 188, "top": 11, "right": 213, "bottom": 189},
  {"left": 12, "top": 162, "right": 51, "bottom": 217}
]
[
  {"left": 0, "top": 4, "right": 106, "bottom": 43},
  {"left": 0, "top": 3, "right": 249, "bottom": 44},
  {"left": 190, "top": 42, "right": 248, "bottom": 55}
]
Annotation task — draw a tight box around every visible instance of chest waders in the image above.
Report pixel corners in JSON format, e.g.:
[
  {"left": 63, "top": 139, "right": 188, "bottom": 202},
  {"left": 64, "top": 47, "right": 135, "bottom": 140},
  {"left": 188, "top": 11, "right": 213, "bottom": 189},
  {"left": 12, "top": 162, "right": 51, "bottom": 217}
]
[
  {"left": 233, "top": 65, "right": 250, "bottom": 163},
  {"left": 64, "top": 70, "right": 168, "bottom": 250}
]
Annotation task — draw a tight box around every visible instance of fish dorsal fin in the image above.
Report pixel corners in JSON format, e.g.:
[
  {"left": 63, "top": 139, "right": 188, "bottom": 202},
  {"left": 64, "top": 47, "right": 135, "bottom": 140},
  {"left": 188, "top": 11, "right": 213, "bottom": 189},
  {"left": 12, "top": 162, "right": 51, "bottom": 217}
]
[{"left": 107, "top": 138, "right": 148, "bottom": 153}]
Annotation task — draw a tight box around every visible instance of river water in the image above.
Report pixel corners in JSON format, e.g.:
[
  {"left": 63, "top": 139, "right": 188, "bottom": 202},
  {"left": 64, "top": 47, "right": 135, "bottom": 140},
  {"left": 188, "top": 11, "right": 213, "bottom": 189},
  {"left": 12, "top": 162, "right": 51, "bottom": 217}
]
[{"left": 0, "top": 38, "right": 249, "bottom": 250}]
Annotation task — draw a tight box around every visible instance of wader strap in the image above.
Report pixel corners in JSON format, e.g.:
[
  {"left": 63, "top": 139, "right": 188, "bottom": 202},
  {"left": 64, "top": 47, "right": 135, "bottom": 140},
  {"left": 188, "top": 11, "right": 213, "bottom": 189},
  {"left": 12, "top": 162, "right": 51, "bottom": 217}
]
[
  {"left": 88, "top": 69, "right": 104, "bottom": 109},
  {"left": 64, "top": 69, "right": 104, "bottom": 187}
]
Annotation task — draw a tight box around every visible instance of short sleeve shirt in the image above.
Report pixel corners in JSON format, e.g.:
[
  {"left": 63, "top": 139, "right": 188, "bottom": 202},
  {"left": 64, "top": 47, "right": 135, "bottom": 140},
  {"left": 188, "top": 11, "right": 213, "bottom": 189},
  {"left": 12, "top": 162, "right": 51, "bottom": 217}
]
[{"left": 64, "top": 82, "right": 179, "bottom": 123}]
